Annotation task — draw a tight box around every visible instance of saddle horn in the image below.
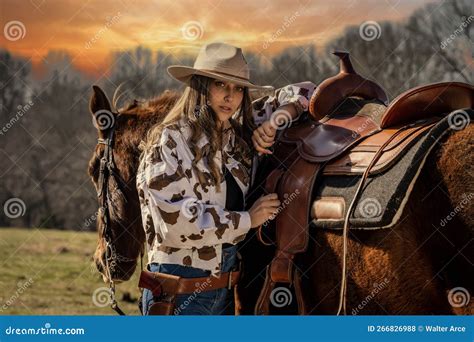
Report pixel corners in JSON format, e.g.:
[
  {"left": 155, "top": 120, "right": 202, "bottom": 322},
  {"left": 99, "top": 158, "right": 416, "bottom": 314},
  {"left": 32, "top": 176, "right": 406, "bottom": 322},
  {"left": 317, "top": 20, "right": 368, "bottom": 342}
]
[
  {"left": 309, "top": 51, "right": 388, "bottom": 121},
  {"left": 333, "top": 51, "right": 356, "bottom": 74}
]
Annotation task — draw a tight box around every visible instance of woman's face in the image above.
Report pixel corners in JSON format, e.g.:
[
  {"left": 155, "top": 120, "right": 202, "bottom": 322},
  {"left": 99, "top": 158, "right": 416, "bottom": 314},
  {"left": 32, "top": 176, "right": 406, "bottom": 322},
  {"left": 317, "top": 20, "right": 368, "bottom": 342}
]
[{"left": 208, "top": 79, "right": 245, "bottom": 123}]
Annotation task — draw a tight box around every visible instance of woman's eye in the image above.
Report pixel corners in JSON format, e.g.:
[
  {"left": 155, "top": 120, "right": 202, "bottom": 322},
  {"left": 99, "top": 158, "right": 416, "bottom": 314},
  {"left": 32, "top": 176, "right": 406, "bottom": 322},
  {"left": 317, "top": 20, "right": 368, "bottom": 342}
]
[
  {"left": 215, "top": 81, "right": 224, "bottom": 87},
  {"left": 236, "top": 87, "right": 244, "bottom": 92}
]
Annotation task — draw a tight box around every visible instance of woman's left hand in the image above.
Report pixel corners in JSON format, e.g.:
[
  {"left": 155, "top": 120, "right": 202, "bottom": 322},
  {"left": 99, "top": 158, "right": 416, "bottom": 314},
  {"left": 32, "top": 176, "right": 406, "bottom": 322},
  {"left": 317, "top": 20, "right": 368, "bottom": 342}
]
[{"left": 252, "top": 120, "right": 277, "bottom": 155}]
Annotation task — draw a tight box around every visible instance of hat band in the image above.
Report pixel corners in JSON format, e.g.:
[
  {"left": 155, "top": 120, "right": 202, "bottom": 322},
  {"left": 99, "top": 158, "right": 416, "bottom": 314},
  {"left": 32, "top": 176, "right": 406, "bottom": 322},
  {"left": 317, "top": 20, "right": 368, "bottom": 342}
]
[{"left": 200, "top": 69, "right": 250, "bottom": 82}]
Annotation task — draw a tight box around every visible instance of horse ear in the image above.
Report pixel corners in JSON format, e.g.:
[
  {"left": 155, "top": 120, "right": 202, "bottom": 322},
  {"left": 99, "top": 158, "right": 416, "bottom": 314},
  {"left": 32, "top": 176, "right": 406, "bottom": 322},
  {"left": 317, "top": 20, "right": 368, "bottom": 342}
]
[
  {"left": 90, "top": 85, "right": 112, "bottom": 115},
  {"left": 89, "top": 85, "right": 116, "bottom": 138}
]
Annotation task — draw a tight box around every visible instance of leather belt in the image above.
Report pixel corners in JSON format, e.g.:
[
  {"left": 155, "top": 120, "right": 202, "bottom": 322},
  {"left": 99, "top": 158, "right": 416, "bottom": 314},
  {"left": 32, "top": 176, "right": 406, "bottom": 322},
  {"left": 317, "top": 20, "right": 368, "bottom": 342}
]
[{"left": 139, "top": 269, "right": 240, "bottom": 297}]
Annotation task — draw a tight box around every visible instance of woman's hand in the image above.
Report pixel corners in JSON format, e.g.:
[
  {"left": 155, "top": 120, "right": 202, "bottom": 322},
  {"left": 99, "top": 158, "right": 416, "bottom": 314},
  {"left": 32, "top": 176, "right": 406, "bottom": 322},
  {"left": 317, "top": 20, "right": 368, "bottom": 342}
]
[
  {"left": 252, "top": 103, "right": 298, "bottom": 155},
  {"left": 248, "top": 193, "right": 281, "bottom": 228},
  {"left": 252, "top": 120, "right": 277, "bottom": 155}
]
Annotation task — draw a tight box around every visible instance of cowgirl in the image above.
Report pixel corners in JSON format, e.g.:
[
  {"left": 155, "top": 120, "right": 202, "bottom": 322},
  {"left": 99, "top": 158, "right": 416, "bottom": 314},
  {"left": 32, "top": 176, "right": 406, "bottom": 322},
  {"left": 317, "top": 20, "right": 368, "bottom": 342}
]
[{"left": 137, "top": 42, "right": 316, "bottom": 315}]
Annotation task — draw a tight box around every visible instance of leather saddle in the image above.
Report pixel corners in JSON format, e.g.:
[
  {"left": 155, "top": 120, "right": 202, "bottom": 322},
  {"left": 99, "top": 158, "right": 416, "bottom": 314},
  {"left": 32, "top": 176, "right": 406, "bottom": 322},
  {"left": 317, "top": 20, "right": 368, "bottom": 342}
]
[{"left": 254, "top": 52, "right": 474, "bottom": 315}]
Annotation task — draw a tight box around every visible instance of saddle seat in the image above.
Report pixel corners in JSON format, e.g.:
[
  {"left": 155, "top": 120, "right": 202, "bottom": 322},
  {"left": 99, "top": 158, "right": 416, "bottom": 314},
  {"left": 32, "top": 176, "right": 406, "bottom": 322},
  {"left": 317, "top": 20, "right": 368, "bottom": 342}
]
[{"left": 281, "top": 81, "right": 474, "bottom": 174}]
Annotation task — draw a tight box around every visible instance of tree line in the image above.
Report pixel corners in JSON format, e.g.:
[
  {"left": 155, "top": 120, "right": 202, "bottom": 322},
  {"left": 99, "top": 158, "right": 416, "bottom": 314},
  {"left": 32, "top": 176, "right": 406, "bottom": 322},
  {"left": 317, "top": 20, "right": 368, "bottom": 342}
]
[{"left": 0, "top": 0, "right": 471, "bottom": 230}]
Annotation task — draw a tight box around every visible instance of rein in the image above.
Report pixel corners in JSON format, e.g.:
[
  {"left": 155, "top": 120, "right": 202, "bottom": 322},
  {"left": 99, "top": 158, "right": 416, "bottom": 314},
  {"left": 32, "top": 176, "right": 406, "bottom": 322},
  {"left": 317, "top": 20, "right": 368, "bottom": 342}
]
[{"left": 337, "top": 119, "right": 435, "bottom": 315}]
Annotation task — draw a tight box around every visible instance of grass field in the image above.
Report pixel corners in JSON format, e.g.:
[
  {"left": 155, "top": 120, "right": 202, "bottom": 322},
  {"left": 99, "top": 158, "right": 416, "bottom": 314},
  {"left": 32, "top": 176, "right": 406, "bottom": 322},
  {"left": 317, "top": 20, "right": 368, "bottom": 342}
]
[{"left": 0, "top": 227, "right": 141, "bottom": 315}]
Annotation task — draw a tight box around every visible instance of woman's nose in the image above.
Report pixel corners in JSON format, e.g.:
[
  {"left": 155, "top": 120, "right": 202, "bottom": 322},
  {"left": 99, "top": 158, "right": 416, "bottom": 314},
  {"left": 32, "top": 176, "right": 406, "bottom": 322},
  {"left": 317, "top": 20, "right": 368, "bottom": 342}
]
[{"left": 224, "top": 87, "right": 234, "bottom": 102}]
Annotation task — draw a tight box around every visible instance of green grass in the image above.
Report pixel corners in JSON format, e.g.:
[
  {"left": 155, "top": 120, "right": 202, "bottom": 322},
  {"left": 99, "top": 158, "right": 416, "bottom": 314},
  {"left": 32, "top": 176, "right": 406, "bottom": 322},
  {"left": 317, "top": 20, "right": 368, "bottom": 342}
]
[{"left": 0, "top": 227, "right": 141, "bottom": 315}]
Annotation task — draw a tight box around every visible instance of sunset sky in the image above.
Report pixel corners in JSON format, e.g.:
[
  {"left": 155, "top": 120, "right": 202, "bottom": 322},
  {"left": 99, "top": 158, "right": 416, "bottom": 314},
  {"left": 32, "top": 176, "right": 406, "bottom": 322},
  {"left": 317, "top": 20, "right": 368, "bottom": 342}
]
[{"left": 1, "top": 0, "right": 435, "bottom": 78}]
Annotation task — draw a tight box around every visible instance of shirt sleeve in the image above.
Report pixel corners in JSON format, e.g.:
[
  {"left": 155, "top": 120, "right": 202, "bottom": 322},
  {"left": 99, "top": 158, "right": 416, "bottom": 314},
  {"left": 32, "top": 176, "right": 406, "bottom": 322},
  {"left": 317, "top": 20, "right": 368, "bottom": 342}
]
[
  {"left": 142, "top": 127, "right": 252, "bottom": 249},
  {"left": 251, "top": 81, "right": 317, "bottom": 127}
]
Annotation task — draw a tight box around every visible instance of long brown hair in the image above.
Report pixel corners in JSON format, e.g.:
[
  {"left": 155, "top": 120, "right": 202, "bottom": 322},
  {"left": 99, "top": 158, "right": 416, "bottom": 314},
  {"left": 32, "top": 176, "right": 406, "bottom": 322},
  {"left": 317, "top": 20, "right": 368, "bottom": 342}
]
[{"left": 142, "top": 75, "right": 255, "bottom": 192}]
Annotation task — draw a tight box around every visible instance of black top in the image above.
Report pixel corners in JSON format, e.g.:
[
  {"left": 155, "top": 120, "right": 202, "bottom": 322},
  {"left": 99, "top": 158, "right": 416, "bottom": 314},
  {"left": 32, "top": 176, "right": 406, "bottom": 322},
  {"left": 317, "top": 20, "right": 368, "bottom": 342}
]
[
  {"left": 223, "top": 167, "right": 245, "bottom": 249},
  {"left": 224, "top": 166, "right": 244, "bottom": 211}
]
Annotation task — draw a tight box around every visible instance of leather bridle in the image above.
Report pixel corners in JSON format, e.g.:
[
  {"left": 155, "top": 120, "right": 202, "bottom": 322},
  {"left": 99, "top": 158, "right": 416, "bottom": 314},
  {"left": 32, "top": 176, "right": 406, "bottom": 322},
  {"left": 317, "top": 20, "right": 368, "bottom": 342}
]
[{"left": 95, "top": 112, "right": 129, "bottom": 315}]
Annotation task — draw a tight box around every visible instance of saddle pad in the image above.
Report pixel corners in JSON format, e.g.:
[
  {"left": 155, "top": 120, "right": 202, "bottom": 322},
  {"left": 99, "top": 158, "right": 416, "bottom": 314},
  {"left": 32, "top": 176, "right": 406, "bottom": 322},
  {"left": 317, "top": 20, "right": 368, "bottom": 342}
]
[
  {"left": 322, "top": 121, "right": 436, "bottom": 175},
  {"left": 311, "top": 109, "right": 473, "bottom": 230}
]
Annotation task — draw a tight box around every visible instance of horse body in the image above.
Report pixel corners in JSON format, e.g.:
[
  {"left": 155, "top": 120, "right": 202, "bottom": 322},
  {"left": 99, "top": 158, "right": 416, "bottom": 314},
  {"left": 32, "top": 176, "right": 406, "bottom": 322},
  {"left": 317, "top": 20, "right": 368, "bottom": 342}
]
[
  {"left": 87, "top": 64, "right": 472, "bottom": 314},
  {"left": 305, "top": 140, "right": 472, "bottom": 315}
]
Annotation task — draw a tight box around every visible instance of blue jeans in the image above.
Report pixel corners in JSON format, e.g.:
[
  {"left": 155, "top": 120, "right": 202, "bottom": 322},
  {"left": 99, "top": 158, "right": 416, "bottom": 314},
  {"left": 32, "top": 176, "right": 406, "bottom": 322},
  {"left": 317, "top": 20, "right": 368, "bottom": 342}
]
[{"left": 141, "top": 245, "right": 238, "bottom": 315}]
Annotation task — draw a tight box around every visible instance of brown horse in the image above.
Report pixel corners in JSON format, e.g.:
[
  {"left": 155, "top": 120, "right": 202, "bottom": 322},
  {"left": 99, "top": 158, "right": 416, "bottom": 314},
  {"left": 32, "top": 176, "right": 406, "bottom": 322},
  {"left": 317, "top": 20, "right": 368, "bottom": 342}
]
[{"left": 87, "top": 85, "right": 473, "bottom": 314}]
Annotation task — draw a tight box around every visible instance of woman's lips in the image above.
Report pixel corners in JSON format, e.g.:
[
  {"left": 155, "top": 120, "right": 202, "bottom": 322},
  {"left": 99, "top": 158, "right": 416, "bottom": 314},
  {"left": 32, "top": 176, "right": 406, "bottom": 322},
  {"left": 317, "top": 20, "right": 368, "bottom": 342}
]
[{"left": 219, "top": 105, "right": 232, "bottom": 113}]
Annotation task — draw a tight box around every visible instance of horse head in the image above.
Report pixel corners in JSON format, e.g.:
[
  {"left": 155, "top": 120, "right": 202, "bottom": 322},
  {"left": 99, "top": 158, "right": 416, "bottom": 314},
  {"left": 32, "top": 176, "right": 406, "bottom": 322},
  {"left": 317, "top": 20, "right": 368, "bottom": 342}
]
[{"left": 87, "top": 85, "right": 179, "bottom": 283}]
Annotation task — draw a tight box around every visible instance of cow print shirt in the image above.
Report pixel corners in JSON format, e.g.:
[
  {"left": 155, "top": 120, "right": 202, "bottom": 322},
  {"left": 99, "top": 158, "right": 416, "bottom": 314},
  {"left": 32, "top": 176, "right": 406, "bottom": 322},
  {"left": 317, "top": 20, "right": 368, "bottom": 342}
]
[{"left": 136, "top": 82, "right": 316, "bottom": 275}]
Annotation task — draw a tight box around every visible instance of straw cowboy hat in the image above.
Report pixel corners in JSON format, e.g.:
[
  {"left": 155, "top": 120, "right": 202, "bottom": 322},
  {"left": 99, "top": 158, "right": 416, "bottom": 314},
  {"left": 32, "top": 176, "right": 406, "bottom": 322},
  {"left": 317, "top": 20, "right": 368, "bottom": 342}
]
[{"left": 167, "top": 42, "right": 273, "bottom": 90}]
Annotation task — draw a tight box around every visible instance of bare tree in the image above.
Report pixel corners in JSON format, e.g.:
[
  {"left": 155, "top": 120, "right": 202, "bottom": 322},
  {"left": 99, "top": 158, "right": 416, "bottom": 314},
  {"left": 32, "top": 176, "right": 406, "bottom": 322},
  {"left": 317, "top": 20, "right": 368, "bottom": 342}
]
[
  {"left": 0, "top": 51, "right": 32, "bottom": 227},
  {"left": 406, "top": 0, "right": 472, "bottom": 83}
]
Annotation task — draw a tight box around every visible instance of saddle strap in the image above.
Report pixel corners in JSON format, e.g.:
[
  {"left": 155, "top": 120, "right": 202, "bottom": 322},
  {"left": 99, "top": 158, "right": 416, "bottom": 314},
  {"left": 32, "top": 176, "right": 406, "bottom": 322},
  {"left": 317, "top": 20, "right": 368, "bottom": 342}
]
[
  {"left": 254, "top": 266, "right": 276, "bottom": 315},
  {"left": 275, "top": 157, "right": 321, "bottom": 254},
  {"left": 254, "top": 263, "right": 309, "bottom": 315},
  {"left": 262, "top": 157, "right": 320, "bottom": 287},
  {"left": 255, "top": 157, "right": 320, "bottom": 314}
]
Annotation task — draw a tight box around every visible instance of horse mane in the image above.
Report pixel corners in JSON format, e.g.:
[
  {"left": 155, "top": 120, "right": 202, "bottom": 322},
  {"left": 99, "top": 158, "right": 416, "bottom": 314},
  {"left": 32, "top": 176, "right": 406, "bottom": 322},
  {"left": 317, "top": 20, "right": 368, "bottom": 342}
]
[
  {"left": 107, "top": 89, "right": 181, "bottom": 181},
  {"left": 112, "top": 89, "right": 181, "bottom": 145},
  {"left": 119, "top": 90, "right": 181, "bottom": 118}
]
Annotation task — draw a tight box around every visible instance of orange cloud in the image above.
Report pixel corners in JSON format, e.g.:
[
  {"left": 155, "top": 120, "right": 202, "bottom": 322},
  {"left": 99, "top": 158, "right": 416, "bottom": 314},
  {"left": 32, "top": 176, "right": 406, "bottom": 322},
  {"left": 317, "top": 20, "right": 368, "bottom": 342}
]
[{"left": 0, "top": 0, "right": 433, "bottom": 78}]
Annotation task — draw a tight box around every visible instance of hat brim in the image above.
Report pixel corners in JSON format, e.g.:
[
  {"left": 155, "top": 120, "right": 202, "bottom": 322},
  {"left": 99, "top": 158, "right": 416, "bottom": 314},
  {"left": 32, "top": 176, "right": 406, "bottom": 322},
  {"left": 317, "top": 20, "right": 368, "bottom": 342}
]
[{"left": 167, "top": 65, "right": 273, "bottom": 91}]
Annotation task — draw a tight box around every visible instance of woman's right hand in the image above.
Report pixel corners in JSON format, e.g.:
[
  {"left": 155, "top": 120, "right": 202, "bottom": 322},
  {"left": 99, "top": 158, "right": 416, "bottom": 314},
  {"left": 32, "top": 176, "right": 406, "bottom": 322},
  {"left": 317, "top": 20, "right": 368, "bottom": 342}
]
[
  {"left": 252, "top": 120, "right": 277, "bottom": 156},
  {"left": 249, "top": 193, "right": 281, "bottom": 228}
]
